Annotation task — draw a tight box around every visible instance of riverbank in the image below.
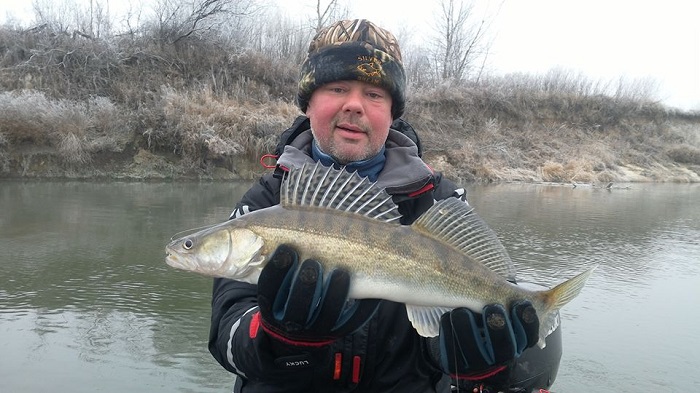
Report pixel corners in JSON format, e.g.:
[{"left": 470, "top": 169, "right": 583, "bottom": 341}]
[
  {"left": 1, "top": 24, "right": 699, "bottom": 184},
  {"left": 4, "top": 120, "right": 699, "bottom": 184},
  {"left": 3, "top": 95, "right": 699, "bottom": 184}
]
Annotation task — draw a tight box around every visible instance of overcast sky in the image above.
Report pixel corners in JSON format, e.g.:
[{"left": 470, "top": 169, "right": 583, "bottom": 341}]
[
  {"left": 2, "top": 0, "right": 698, "bottom": 110},
  {"left": 343, "top": 0, "right": 699, "bottom": 111}
]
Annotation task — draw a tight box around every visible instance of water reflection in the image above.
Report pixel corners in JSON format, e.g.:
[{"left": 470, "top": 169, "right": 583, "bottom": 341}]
[
  {"left": 1, "top": 180, "right": 698, "bottom": 392},
  {"left": 467, "top": 183, "right": 700, "bottom": 284}
]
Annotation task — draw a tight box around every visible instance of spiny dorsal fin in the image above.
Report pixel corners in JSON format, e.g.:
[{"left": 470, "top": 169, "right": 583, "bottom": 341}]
[
  {"left": 412, "top": 198, "right": 517, "bottom": 280},
  {"left": 281, "top": 162, "right": 402, "bottom": 223}
]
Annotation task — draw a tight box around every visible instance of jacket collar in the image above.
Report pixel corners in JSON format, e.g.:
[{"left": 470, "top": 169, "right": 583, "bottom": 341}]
[{"left": 276, "top": 129, "right": 434, "bottom": 195}]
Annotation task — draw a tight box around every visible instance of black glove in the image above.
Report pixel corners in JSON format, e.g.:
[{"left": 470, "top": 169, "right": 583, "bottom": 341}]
[
  {"left": 439, "top": 301, "right": 539, "bottom": 379},
  {"left": 257, "top": 244, "right": 380, "bottom": 346}
]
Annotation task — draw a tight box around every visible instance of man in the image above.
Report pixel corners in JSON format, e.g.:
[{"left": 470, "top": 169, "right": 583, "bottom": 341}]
[{"left": 209, "top": 19, "right": 561, "bottom": 392}]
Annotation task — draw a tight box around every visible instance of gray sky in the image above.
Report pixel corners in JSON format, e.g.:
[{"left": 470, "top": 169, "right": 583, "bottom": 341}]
[
  {"left": 343, "top": 0, "right": 699, "bottom": 110},
  {"left": 2, "top": 0, "right": 698, "bottom": 110}
]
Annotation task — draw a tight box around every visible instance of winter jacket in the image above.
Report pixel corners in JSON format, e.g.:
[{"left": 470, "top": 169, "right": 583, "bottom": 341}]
[{"left": 208, "top": 116, "right": 467, "bottom": 392}]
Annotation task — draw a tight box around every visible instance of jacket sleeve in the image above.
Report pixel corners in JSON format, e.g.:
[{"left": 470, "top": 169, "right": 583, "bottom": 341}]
[
  {"left": 208, "top": 277, "right": 258, "bottom": 374},
  {"left": 432, "top": 172, "right": 468, "bottom": 203}
]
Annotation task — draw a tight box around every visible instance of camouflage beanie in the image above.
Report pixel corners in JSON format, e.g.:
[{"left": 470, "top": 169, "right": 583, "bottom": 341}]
[{"left": 296, "top": 19, "right": 406, "bottom": 120}]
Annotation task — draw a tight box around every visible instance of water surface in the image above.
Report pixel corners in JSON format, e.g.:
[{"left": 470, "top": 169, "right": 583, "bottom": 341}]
[
  {"left": 467, "top": 183, "right": 700, "bottom": 391},
  {"left": 1, "top": 180, "right": 698, "bottom": 392}
]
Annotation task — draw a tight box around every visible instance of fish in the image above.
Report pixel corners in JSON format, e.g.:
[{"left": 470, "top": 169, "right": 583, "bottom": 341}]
[{"left": 165, "top": 162, "right": 596, "bottom": 348}]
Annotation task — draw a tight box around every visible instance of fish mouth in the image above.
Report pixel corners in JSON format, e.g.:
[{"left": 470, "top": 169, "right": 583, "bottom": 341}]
[
  {"left": 164, "top": 246, "right": 188, "bottom": 270},
  {"left": 164, "top": 250, "right": 181, "bottom": 269}
]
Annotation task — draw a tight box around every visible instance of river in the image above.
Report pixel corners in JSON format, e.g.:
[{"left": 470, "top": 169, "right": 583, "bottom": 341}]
[{"left": 1, "top": 179, "right": 698, "bottom": 392}]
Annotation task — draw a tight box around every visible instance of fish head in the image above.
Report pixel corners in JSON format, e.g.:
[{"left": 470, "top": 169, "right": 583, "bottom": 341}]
[{"left": 165, "top": 224, "right": 265, "bottom": 283}]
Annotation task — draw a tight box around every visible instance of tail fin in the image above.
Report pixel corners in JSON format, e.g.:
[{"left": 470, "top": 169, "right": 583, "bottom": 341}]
[{"left": 537, "top": 265, "right": 597, "bottom": 348}]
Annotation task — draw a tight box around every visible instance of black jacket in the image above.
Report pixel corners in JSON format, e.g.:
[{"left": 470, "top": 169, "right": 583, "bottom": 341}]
[{"left": 208, "top": 117, "right": 467, "bottom": 392}]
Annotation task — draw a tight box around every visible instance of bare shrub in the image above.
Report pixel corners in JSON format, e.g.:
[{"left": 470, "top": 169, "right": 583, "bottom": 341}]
[{"left": 666, "top": 145, "right": 700, "bottom": 165}]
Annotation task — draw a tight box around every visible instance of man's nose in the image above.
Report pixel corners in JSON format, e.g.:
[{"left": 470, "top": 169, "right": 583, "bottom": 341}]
[{"left": 341, "top": 89, "right": 364, "bottom": 114}]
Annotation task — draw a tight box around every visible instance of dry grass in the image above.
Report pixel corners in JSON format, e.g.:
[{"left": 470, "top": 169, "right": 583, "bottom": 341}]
[
  {"left": 403, "top": 82, "right": 699, "bottom": 183},
  {"left": 142, "top": 86, "right": 297, "bottom": 171},
  {"left": 58, "top": 132, "right": 91, "bottom": 164},
  {"left": 0, "top": 90, "right": 129, "bottom": 166}
]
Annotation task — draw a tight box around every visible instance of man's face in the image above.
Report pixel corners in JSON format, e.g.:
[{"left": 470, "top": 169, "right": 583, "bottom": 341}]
[{"left": 306, "top": 80, "right": 393, "bottom": 164}]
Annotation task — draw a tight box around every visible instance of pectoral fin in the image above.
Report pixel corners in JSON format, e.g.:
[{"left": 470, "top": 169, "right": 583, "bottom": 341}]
[{"left": 405, "top": 305, "right": 453, "bottom": 337}]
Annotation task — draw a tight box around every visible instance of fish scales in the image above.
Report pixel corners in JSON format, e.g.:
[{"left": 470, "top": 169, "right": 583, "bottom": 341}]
[
  {"left": 165, "top": 163, "right": 596, "bottom": 347},
  {"left": 239, "top": 206, "right": 486, "bottom": 307}
]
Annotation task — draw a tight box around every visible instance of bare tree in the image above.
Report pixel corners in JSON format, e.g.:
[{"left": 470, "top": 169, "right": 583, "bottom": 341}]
[
  {"left": 79, "top": 0, "right": 111, "bottom": 38},
  {"left": 30, "top": 0, "right": 112, "bottom": 39},
  {"left": 312, "top": 0, "right": 336, "bottom": 31},
  {"left": 150, "top": 0, "right": 257, "bottom": 45},
  {"left": 430, "top": 0, "right": 491, "bottom": 83},
  {"left": 31, "top": 0, "right": 73, "bottom": 34},
  {"left": 119, "top": 2, "right": 146, "bottom": 37},
  {"left": 310, "top": 0, "right": 350, "bottom": 32}
]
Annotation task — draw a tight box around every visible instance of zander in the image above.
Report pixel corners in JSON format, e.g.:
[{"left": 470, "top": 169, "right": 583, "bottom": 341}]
[{"left": 165, "top": 163, "right": 595, "bottom": 348}]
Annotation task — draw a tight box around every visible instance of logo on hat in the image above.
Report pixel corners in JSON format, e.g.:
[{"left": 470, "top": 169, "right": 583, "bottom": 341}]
[{"left": 357, "top": 56, "right": 382, "bottom": 78}]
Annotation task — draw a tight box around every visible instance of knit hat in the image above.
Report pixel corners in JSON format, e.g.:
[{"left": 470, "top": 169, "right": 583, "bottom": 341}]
[{"left": 296, "top": 19, "right": 407, "bottom": 120}]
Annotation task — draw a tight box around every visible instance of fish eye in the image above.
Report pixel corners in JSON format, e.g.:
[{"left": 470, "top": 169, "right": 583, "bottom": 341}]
[{"left": 183, "top": 238, "right": 194, "bottom": 250}]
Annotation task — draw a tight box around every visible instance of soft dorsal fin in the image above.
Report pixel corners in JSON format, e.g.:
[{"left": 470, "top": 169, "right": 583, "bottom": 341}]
[
  {"left": 412, "top": 198, "right": 517, "bottom": 280},
  {"left": 281, "top": 162, "right": 402, "bottom": 223}
]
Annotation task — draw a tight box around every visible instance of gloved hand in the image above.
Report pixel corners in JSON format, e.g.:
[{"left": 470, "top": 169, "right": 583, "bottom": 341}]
[
  {"left": 257, "top": 244, "right": 380, "bottom": 346},
  {"left": 439, "top": 301, "right": 539, "bottom": 379}
]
